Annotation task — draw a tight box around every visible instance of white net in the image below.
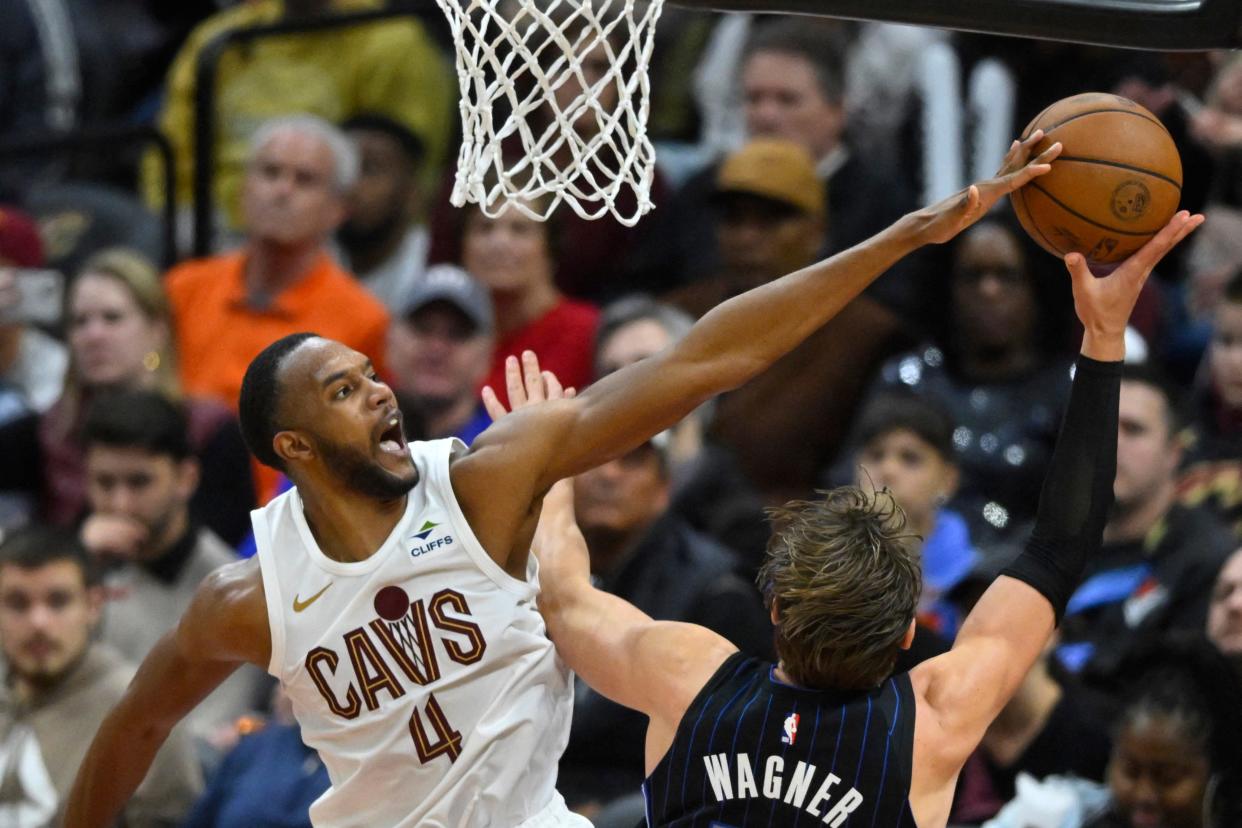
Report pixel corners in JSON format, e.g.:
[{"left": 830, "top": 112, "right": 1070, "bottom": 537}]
[{"left": 435, "top": 0, "right": 664, "bottom": 227}]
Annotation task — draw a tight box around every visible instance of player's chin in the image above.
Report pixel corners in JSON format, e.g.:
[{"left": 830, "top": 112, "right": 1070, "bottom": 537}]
[{"left": 375, "top": 447, "right": 416, "bottom": 478}]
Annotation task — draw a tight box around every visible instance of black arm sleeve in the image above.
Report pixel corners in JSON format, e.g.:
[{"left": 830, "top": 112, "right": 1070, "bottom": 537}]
[{"left": 1000, "top": 356, "right": 1121, "bottom": 624}]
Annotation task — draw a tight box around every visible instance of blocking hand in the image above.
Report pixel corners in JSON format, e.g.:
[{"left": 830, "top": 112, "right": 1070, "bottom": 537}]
[
  {"left": 1068, "top": 210, "right": 1204, "bottom": 360},
  {"left": 911, "top": 130, "right": 1061, "bottom": 246}
]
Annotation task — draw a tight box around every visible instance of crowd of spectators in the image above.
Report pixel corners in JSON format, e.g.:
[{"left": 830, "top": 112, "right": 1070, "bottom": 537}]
[{"left": 2, "top": 1, "right": 1242, "bottom": 826}]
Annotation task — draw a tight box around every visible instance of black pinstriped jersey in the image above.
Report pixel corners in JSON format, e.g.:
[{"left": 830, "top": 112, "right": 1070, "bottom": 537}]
[{"left": 642, "top": 653, "right": 917, "bottom": 827}]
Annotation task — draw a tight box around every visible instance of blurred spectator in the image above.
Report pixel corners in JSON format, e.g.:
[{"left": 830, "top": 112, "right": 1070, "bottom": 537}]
[
  {"left": 337, "top": 113, "right": 429, "bottom": 313},
  {"left": 646, "top": 18, "right": 919, "bottom": 319},
  {"left": 1207, "top": 547, "right": 1242, "bottom": 680},
  {"left": 665, "top": 138, "right": 825, "bottom": 317},
  {"left": 146, "top": 0, "right": 452, "bottom": 237},
  {"left": 558, "top": 438, "right": 772, "bottom": 813},
  {"left": 985, "top": 635, "right": 1242, "bottom": 828},
  {"left": 1164, "top": 206, "right": 1242, "bottom": 381},
  {"left": 182, "top": 686, "right": 327, "bottom": 828},
  {"left": 428, "top": 15, "right": 668, "bottom": 304},
  {"left": 952, "top": 649, "right": 1112, "bottom": 825},
  {"left": 0, "top": 526, "right": 200, "bottom": 827},
  {"left": 838, "top": 216, "right": 1072, "bottom": 564},
  {"left": 461, "top": 201, "right": 599, "bottom": 405},
  {"left": 672, "top": 138, "right": 905, "bottom": 505},
  {"left": 80, "top": 390, "right": 270, "bottom": 744},
  {"left": 850, "top": 392, "right": 977, "bottom": 640},
  {"left": 1179, "top": 268, "right": 1242, "bottom": 537},
  {"left": 0, "top": 248, "right": 255, "bottom": 545},
  {"left": 388, "top": 264, "right": 494, "bottom": 443},
  {"left": 0, "top": 206, "right": 67, "bottom": 417},
  {"left": 593, "top": 295, "right": 767, "bottom": 563},
  {"left": 165, "top": 116, "right": 390, "bottom": 421},
  {"left": 1059, "top": 366, "right": 1233, "bottom": 678}
]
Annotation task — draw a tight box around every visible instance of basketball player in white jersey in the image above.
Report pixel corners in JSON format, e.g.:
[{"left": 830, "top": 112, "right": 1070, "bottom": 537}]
[{"left": 66, "top": 133, "right": 1058, "bottom": 828}]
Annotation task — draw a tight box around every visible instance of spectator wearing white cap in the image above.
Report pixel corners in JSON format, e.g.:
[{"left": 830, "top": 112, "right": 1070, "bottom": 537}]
[{"left": 388, "top": 264, "right": 495, "bottom": 444}]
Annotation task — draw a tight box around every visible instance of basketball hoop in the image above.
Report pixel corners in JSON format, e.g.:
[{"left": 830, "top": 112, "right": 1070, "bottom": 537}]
[{"left": 434, "top": 0, "right": 664, "bottom": 227}]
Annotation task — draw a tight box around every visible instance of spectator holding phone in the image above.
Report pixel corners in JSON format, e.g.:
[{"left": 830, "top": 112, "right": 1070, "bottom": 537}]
[
  {"left": 0, "top": 248, "right": 256, "bottom": 546},
  {"left": 0, "top": 206, "right": 68, "bottom": 420}
]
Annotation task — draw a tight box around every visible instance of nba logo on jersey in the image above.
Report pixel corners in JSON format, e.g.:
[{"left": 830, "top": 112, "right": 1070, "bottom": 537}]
[{"left": 781, "top": 712, "right": 799, "bottom": 745}]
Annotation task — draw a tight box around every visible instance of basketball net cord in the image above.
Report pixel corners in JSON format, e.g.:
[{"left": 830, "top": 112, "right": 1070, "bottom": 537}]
[{"left": 435, "top": 0, "right": 664, "bottom": 226}]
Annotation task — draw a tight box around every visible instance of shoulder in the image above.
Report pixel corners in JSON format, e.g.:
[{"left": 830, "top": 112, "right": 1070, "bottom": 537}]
[
  {"left": 182, "top": 0, "right": 274, "bottom": 52},
  {"left": 317, "top": 256, "right": 390, "bottom": 323},
  {"left": 180, "top": 556, "right": 269, "bottom": 665},
  {"left": 193, "top": 528, "right": 238, "bottom": 568},
  {"left": 1162, "top": 504, "right": 1235, "bottom": 565},
  {"left": 165, "top": 253, "right": 241, "bottom": 297}
]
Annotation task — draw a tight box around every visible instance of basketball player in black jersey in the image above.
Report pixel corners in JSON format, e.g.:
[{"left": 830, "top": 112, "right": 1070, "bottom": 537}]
[{"left": 493, "top": 210, "right": 1205, "bottom": 827}]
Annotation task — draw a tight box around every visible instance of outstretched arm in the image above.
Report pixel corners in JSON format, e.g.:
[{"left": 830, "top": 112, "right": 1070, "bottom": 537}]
[
  {"left": 909, "top": 211, "right": 1205, "bottom": 805},
  {"left": 486, "top": 369, "right": 737, "bottom": 751},
  {"left": 459, "top": 136, "right": 1061, "bottom": 517},
  {"left": 65, "top": 558, "right": 270, "bottom": 828}
]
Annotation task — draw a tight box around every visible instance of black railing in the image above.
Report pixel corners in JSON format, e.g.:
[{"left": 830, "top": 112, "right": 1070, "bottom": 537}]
[
  {"left": 672, "top": 0, "right": 1242, "bottom": 50},
  {"left": 191, "top": 2, "right": 441, "bottom": 257},
  {"left": 0, "top": 125, "right": 177, "bottom": 269}
]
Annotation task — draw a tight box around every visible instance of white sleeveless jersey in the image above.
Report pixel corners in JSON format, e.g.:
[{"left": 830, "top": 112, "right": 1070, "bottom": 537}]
[{"left": 253, "top": 438, "right": 574, "bottom": 827}]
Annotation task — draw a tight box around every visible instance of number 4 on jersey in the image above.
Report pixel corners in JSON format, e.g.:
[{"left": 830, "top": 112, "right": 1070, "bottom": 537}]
[{"left": 409, "top": 693, "right": 463, "bottom": 763}]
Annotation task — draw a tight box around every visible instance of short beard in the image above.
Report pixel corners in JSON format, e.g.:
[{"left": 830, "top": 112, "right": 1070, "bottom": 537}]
[
  {"left": 338, "top": 209, "right": 406, "bottom": 257},
  {"left": 318, "top": 437, "right": 417, "bottom": 501}
]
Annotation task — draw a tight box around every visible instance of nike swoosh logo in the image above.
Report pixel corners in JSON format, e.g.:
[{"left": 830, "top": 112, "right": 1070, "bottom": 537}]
[{"left": 293, "top": 582, "right": 332, "bottom": 613}]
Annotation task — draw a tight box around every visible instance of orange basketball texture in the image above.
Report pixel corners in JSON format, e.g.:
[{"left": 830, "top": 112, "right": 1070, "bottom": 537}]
[{"left": 1010, "top": 93, "right": 1182, "bottom": 266}]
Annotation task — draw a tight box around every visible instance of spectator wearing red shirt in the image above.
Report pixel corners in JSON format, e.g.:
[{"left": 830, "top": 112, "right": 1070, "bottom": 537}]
[{"left": 460, "top": 201, "right": 599, "bottom": 403}]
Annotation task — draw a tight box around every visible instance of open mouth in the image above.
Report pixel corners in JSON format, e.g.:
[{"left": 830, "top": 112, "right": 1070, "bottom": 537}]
[{"left": 377, "top": 412, "right": 407, "bottom": 456}]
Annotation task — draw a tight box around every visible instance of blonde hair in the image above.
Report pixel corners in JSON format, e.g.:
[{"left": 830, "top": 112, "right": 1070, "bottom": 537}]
[
  {"left": 59, "top": 248, "right": 180, "bottom": 430},
  {"left": 758, "top": 486, "right": 922, "bottom": 690}
]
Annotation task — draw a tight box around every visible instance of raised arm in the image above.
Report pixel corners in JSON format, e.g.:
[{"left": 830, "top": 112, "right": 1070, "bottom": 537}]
[
  {"left": 64, "top": 557, "right": 270, "bottom": 828},
  {"left": 484, "top": 365, "right": 737, "bottom": 765},
  {"left": 909, "top": 211, "right": 1205, "bottom": 805},
  {"left": 460, "top": 136, "right": 1061, "bottom": 506}
]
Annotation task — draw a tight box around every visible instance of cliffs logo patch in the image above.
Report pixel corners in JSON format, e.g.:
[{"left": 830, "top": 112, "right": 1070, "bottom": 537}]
[
  {"left": 781, "top": 712, "right": 799, "bottom": 746},
  {"left": 410, "top": 519, "right": 454, "bottom": 557}
]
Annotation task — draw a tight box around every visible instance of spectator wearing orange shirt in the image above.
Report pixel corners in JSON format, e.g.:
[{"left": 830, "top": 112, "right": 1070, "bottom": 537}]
[{"left": 166, "top": 115, "right": 389, "bottom": 413}]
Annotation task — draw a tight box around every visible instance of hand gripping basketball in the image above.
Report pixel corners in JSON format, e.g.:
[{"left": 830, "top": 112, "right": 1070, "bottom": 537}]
[
  {"left": 910, "top": 130, "right": 1062, "bottom": 246},
  {"left": 1066, "top": 209, "right": 1203, "bottom": 358}
]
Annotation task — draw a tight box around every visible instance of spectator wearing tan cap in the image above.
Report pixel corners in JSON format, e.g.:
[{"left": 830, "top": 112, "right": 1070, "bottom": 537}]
[
  {"left": 666, "top": 139, "right": 825, "bottom": 318},
  {"left": 667, "top": 140, "right": 903, "bottom": 505}
]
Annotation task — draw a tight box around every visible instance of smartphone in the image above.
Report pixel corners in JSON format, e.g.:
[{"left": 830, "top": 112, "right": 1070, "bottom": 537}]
[{"left": 0, "top": 269, "right": 65, "bottom": 326}]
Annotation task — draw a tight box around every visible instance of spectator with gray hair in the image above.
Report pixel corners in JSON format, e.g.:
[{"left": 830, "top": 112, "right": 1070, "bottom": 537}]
[
  {"left": 142, "top": 0, "right": 453, "bottom": 237},
  {"left": 162, "top": 116, "right": 390, "bottom": 503}
]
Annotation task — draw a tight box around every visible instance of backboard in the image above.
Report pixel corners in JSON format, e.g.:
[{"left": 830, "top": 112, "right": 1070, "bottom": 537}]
[{"left": 670, "top": 0, "right": 1242, "bottom": 50}]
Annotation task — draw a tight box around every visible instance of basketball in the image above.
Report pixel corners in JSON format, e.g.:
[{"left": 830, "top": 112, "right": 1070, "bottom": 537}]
[{"left": 1010, "top": 92, "right": 1182, "bottom": 267}]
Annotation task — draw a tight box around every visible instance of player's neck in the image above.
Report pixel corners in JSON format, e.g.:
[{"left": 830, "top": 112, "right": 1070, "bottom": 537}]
[
  {"left": 243, "top": 240, "right": 323, "bottom": 303},
  {"left": 299, "top": 484, "right": 409, "bottom": 563},
  {"left": 491, "top": 282, "right": 559, "bottom": 336},
  {"left": 1103, "top": 480, "right": 1174, "bottom": 544},
  {"left": 422, "top": 393, "right": 479, "bottom": 439}
]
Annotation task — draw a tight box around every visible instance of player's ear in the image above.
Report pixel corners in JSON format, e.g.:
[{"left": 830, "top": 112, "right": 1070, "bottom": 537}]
[
  {"left": 900, "top": 619, "right": 916, "bottom": 651},
  {"left": 274, "top": 430, "right": 314, "bottom": 466}
]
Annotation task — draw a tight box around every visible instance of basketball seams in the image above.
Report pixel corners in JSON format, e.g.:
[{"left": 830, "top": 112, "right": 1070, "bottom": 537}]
[
  {"left": 1040, "top": 107, "right": 1169, "bottom": 138},
  {"left": 1016, "top": 185, "right": 1067, "bottom": 257},
  {"left": 1051, "top": 156, "right": 1182, "bottom": 190},
  {"left": 1028, "top": 180, "right": 1156, "bottom": 237}
]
